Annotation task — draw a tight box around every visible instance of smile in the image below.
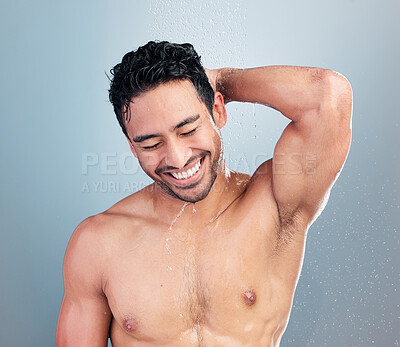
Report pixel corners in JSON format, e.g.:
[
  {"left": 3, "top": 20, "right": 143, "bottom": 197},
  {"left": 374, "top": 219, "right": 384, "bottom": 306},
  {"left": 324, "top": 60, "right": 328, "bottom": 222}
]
[
  {"left": 170, "top": 158, "right": 202, "bottom": 180},
  {"left": 163, "top": 156, "right": 205, "bottom": 186}
]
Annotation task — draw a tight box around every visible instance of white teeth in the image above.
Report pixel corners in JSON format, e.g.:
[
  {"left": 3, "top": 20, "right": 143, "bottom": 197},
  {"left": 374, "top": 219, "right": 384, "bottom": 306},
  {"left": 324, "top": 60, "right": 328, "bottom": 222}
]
[{"left": 170, "top": 159, "right": 202, "bottom": 180}]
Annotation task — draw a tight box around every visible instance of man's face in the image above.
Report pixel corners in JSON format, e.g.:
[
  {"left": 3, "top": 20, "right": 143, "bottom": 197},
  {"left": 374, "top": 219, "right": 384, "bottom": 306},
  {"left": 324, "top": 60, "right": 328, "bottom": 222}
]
[{"left": 125, "top": 80, "right": 226, "bottom": 203}]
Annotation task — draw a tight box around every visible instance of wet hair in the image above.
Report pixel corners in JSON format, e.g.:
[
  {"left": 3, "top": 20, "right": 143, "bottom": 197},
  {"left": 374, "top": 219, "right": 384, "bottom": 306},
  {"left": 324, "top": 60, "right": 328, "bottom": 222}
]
[{"left": 108, "top": 40, "right": 215, "bottom": 141}]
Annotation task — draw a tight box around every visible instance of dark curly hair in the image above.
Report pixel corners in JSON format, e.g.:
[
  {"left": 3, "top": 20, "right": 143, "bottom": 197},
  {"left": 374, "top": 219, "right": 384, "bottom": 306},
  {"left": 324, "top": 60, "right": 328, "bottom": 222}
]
[{"left": 108, "top": 41, "right": 214, "bottom": 141}]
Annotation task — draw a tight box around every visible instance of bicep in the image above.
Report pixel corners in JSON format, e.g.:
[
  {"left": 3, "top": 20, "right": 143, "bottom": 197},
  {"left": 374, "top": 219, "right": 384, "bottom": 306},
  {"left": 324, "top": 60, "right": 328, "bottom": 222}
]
[
  {"left": 272, "top": 85, "right": 352, "bottom": 224},
  {"left": 56, "top": 217, "right": 112, "bottom": 346},
  {"left": 57, "top": 293, "right": 112, "bottom": 346}
]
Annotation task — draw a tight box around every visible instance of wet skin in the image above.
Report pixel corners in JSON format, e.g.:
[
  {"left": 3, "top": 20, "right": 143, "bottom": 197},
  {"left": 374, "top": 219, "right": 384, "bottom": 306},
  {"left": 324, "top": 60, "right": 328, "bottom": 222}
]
[
  {"left": 58, "top": 74, "right": 352, "bottom": 346},
  {"left": 101, "top": 169, "right": 306, "bottom": 347},
  {"left": 103, "top": 81, "right": 305, "bottom": 346}
]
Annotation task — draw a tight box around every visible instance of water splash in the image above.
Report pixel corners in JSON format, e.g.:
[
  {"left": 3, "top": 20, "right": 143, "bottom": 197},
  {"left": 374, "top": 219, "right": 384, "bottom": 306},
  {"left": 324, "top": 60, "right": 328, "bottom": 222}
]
[
  {"left": 225, "top": 166, "right": 232, "bottom": 179},
  {"left": 209, "top": 192, "right": 242, "bottom": 223},
  {"left": 192, "top": 203, "right": 197, "bottom": 213},
  {"left": 165, "top": 237, "right": 172, "bottom": 255},
  {"left": 252, "top": 103, "right": 257, "bottom": 139},
  {"left": 169, "top": 202, "right": 190, "bottom": 231},
  {"left": 209, "top": 209, "right": 224, "bottom": 224},
  {"left": 164, "top": 202, "right": 190, "bottom": 272},
  {"left": 148, "top": 0, "right": 247, "bottom": 67}
]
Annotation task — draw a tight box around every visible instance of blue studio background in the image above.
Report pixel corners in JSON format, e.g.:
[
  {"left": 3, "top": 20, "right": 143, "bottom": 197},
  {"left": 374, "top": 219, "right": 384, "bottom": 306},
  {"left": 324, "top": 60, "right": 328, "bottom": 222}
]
[{"left": 0, "top": 0, "right": 399, "bottom": 346}]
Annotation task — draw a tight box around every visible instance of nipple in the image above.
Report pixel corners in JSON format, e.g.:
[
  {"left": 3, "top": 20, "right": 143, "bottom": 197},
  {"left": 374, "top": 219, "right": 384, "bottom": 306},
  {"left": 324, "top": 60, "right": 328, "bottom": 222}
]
[
  {"left": 123, "top": 318, "right": 138, "bottom": 332},
  {"left": 243, "top": 289, "right": 257, "bottom": 306}
]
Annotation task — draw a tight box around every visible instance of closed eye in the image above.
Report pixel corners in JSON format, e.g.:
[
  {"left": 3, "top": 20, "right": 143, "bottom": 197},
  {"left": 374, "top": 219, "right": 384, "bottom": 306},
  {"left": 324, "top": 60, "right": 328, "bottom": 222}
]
[
  {"left": 181, "top": 128, "right": 197, "bottom": 136},
  {"left": 143, "top": 143, "right": 160, "bottom": 150}
]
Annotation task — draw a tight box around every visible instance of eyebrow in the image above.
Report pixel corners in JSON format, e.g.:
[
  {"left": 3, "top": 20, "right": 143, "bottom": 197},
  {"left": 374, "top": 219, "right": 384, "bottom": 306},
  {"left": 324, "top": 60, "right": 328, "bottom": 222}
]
[
  {"left": 131, "top": 114, "right": 200, "bottom": 143},
  {"left": 173, "top": 114, "right": 200, "bottom": 130}
]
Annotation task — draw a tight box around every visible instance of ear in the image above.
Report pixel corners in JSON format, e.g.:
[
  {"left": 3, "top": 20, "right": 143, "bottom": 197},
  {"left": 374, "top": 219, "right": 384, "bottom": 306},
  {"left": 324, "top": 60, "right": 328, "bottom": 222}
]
[
  {"left": 212, "top": 92, "right": 227, "bottom": 129},
  {"left": 124, "top": 134, "right": 137, "bottom": 158}
]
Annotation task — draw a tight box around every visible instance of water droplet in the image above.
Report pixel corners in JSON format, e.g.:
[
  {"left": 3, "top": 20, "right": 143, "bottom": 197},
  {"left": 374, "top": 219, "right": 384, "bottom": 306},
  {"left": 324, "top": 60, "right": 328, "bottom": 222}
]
[
  {"left": 209, "top": 209, "right": 224, "bottom": 223},
  {"left": 166, "top": 265, "right": 173, "bottom": 271},
  {"left": 169, "top": 202, "right": 190, "bottom": 231},
  {"left": 165, "top": 237, "right": 172, "bottom": 255}
]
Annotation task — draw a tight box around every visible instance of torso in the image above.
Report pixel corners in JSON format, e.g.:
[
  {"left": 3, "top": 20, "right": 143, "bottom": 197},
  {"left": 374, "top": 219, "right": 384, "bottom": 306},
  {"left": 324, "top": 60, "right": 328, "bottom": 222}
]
[{"left": 96, "top": 164, "right": 309, "bottom": 346}]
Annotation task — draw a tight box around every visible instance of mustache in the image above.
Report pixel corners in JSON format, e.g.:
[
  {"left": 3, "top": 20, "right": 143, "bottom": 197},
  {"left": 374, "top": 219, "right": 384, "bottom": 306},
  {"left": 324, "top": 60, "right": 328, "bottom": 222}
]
[{"left": 155, "top": 151, "right": 208, "bottom": 176}]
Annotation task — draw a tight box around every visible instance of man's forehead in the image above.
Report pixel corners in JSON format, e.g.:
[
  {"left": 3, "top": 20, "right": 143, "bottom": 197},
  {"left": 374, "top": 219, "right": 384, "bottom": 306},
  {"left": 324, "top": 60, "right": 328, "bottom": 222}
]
[{"left": 130, "top": 80, "right": 199, "bottom": 109}]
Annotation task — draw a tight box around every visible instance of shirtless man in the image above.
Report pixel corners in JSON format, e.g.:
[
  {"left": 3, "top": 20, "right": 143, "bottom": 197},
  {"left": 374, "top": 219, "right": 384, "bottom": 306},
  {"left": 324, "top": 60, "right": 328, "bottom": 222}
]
[{"left": 56, "top": 41, "right": 353, "bottom": 346}]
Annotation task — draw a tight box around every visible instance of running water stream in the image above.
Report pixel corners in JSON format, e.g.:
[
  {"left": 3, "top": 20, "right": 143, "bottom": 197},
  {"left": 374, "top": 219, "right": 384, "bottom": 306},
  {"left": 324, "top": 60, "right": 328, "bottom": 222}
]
[{"left": 165, "top": 202, "right": 190, "bottom": 271}]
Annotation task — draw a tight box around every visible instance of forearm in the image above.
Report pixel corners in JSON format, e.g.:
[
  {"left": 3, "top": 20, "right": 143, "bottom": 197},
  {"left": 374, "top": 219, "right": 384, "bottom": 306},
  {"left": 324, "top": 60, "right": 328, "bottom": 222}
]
[{"left": 216, "top": 66, "right": 336, "bottom": 122}]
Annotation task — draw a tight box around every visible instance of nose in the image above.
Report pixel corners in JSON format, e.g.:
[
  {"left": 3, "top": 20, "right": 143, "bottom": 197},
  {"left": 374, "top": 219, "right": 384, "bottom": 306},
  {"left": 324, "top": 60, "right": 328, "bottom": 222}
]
[{"left": 164, "top": 139, "right": 192, "bottom": 169}]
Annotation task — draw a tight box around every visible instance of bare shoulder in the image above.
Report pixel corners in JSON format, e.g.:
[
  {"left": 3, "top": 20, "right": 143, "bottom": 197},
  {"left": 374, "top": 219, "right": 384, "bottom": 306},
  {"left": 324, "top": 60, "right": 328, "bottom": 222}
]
[
  {"left": 59, "top": 212, "right": 121, "bottom": 345},
  {"left": 67, "top": 207, "right": 126, "bottom": 258},
  {"left": 64, "top": 186, "right": 155, "bottom": 290},
  {"left": 67, "top": 212, "right": 115, "bottom": 258},
  {"left": 105, "top": 184, "right": 154, "bottom": 217},
  {"left": 58, "top": 188, "right": 157, "bottom": 345},
  {"left": 63, "top": 213, "right": 115, "bottom": 294}
]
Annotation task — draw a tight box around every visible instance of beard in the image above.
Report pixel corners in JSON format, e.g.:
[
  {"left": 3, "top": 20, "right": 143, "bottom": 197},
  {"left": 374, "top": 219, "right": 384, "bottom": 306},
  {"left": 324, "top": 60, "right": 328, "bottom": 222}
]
[
  {"left": 159, "top": 153, "right": 220, "bottom": 203},
  {"left": 140, "top": 144, "right": 223, "bottom": 203}
]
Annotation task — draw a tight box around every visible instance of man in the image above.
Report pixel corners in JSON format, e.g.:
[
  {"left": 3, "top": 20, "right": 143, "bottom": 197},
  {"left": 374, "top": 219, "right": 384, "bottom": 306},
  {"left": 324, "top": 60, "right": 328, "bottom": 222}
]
[{"left": 56, "top": 41, "right": 352, "bottom": 346}]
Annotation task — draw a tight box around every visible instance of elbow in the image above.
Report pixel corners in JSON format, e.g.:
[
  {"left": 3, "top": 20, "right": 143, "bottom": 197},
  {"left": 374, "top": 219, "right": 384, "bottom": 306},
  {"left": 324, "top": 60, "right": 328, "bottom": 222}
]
[
  {"left": 327, "top": 70, "right": 353, "bottom": 101},
  {"left": 323, "top": 70, "right": 353, "bottom": 123}
]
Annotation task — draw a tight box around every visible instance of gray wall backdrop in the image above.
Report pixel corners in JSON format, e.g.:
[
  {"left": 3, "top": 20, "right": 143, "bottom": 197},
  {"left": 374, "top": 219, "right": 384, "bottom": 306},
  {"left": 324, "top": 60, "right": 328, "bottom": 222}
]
[{"left": 0, "top": 0, "right": 399, "bottom": 346}]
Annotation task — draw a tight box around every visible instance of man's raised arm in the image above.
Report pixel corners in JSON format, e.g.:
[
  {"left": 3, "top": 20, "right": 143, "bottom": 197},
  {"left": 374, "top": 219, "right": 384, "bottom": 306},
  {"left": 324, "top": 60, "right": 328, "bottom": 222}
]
[
  {"left": 56, "top": 216, "right": 112, "bottom": 346},
  {"left": 208, "top": 66, "right": 353, "bottom": 225}
]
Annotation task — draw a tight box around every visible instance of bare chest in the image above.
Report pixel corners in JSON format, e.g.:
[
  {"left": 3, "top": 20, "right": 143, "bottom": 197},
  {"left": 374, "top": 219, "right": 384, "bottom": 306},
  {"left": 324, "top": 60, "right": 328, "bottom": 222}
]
[{"left": 104, "top": 213, "right": 296, "bottom": 344}]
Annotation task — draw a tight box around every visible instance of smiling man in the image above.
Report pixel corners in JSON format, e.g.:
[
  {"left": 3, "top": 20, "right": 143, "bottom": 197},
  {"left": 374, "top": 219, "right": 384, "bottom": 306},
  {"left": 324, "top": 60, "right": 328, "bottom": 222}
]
[
  {"left": 127, "top": 79, "right": 224, "bottom": 204},
  {"left": 56, "top": 41, "right": 353, "bottom": 346}
]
